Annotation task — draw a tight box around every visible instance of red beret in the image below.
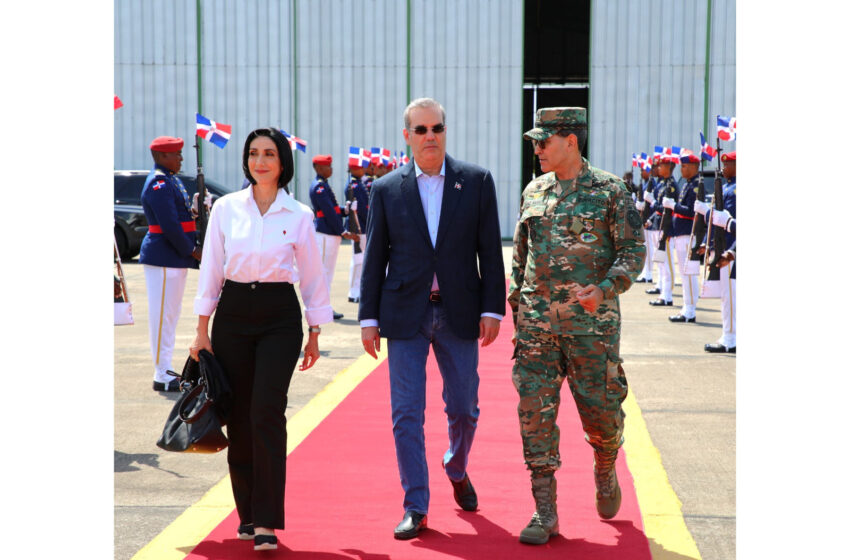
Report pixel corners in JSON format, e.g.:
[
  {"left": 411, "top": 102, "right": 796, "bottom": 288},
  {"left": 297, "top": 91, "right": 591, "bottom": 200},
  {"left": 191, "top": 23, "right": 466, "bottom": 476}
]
[
  {"left": 679, "top": 149, "right": 700, "bottom": 164},
  {"left": 149, "top": 136, "right": 183, "bottom": 152},
  {"left": 721, "top": 151, "right": 736, "bottom": 162},
  {"left": 312, "top": 154, "right": 332, "bottom": 165},
  {"left": 659, "top": 154, "right": 677, "bottom": 164}
]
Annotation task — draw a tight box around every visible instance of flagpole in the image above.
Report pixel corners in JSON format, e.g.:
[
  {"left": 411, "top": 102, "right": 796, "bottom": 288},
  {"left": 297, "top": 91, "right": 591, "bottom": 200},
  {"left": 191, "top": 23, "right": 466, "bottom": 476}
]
[{"left": 195, "top": 0, "right": 204, "bottom": 168}]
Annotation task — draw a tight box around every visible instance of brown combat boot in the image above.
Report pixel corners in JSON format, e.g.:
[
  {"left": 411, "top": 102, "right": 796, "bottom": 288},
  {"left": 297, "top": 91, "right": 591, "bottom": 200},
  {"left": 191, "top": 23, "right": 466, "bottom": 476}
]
[
  {"left": 518, "top": 476, "right": 559, "bottom": 545},
  {"left": 594, "top": 449, "right": 622, "bottom": 519}
]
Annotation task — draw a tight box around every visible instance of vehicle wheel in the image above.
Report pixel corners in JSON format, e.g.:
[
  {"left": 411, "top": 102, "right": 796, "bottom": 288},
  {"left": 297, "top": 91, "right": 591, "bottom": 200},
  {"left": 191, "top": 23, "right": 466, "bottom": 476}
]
[{"left": 114, "top": 226, "right": 130, "bottom": 261}]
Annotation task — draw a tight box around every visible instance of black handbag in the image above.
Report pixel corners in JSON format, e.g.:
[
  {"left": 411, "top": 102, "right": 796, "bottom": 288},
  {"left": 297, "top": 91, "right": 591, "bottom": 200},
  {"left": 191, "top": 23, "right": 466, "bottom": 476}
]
[{"left": 156, "top": 350, "right": 232, "bottom": 453}]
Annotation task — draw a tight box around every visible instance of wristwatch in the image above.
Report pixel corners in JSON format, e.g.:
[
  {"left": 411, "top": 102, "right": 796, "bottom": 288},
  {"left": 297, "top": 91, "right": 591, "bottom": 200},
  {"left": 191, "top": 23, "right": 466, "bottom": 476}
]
[{"left": 308, "top": 326, "right": 321, "bottom": 334}]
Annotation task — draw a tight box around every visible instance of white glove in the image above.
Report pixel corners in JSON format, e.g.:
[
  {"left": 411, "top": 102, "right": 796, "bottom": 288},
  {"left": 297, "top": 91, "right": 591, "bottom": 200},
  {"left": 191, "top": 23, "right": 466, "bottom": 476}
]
[
  {"left": 662, "top": 197, "right": 676, "bottom": 210},
  {"left": 694, "top": 200, "right": 711, "bottom": 216},
  {"left": 712, "top": 208, "right": 732, "bottom": 228},
  {"left": 635, "top": 200, "right": 645, "bottom": 212},
  {"left": 345, "top": 200, "right": 352, "bottom": 212},
  {"left": 192, "top": 192, "right": 212, "bottom": 212},
  {"left": 643, "top": 190, "right": 655, "bottom": 204},
  {"left": 351, "top": 200, "right": 358, "bottom": 212}
]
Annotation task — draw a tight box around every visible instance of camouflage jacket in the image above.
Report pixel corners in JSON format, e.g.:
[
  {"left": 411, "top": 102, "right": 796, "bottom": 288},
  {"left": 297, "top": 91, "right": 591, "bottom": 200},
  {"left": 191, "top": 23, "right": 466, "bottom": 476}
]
[{"left": 508, "top": 158, "right": 645, "bottom": 336}]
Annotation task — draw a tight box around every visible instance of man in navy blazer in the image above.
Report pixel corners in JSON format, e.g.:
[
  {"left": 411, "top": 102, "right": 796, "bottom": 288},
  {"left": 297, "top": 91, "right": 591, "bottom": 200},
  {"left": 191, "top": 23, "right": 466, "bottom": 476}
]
[{"left": 359, "top": 98, "right": 506, "bottom": 539}]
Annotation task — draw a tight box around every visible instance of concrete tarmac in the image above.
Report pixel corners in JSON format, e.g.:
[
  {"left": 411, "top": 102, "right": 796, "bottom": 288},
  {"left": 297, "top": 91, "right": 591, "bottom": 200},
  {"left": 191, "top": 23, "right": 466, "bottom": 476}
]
[{"left": 114, "top": 241, "right": 735, "bottom": 560}]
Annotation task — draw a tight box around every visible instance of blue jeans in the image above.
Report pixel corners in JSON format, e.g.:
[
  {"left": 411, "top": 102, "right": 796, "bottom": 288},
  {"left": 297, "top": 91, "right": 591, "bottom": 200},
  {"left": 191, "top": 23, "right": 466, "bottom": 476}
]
[{"left": 387, "top": 301, "right": 480, "bottom": 515}]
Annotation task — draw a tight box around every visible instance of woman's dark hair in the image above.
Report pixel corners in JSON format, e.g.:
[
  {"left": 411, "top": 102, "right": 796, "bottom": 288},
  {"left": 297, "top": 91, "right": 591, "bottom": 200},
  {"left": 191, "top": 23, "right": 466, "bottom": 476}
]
[{"left": 242, "top": 128, "right": 294, "bottom": 192}]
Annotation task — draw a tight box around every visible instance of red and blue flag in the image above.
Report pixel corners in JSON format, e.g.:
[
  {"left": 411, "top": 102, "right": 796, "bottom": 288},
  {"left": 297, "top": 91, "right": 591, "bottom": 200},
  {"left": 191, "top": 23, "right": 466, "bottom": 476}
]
[
  {"left": 280, "top": 129, "right": 307, "bottom": 153},
  {"left": 717, "top": 115, "right": 736, "bottom": 141},
  {"left": 700, "top": 131, "right": 718, "bottom": 161},
  {"left": 348, "top": 146, "right": 370, "bottom": 168},
  {"left": 196, "top": 113, "right": 231, "bottom": 149}
]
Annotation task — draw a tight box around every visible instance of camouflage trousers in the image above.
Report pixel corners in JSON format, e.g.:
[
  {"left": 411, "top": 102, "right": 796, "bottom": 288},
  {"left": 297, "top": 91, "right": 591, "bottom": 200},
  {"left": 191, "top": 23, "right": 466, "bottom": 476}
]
[{"left": 512, "top": 329, "right": 629, "bottom": 477}]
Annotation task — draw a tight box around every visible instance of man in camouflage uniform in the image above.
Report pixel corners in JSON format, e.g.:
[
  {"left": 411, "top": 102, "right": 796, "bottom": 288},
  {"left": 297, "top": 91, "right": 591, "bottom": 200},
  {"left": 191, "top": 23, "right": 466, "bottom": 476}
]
[{"left": 509, "top": 107, "right": 645, "bottom": 545}]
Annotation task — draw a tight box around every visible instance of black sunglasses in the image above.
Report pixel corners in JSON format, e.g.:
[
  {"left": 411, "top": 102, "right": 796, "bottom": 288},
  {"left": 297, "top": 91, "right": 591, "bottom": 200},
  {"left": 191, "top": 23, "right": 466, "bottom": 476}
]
[
  {"left": 531, "top": 129, "right": 572, "bottom": 150},
  {"left": 409, "top": 123, "right": 446, "bottom": 135}
]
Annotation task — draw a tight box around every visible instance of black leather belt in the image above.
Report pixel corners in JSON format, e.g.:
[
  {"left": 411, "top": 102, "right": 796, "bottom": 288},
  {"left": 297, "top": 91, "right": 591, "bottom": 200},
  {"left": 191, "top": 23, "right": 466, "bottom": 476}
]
[{"left": 429, "top": 290, "right": 442, "bottom": 303}]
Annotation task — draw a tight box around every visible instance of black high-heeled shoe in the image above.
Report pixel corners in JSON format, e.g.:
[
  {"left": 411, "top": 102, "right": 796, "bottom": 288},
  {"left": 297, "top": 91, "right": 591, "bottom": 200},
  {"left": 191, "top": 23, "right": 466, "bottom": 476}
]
[{"left": 254, "top": 534, "right": 278, "bottom": 551}]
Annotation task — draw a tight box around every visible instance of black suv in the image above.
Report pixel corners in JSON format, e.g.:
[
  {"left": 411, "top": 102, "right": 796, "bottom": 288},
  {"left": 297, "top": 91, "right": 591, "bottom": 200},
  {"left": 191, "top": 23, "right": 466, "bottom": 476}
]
[{"left": 114, "top": 170, "right": 239, "bottom": 260}]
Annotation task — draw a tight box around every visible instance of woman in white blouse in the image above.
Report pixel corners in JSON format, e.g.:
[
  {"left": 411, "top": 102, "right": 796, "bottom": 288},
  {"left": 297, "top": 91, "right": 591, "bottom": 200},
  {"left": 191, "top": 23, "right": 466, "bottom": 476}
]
[{"left": 190, "top": 127, "right": 333, "bottom": 551}]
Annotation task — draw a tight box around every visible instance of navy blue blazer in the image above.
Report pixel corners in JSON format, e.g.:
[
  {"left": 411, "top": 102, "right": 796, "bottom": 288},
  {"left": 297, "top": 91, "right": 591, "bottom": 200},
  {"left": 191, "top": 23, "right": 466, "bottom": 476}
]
[{"left": 358, "top": 154, "right": 506, "bottom": 340}]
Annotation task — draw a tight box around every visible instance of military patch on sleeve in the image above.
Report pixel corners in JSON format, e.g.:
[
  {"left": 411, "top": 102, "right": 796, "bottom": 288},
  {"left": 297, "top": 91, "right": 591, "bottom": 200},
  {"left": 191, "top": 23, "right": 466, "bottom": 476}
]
[{"left": 627, "top": 209, "right": 642, "bottom": 230}]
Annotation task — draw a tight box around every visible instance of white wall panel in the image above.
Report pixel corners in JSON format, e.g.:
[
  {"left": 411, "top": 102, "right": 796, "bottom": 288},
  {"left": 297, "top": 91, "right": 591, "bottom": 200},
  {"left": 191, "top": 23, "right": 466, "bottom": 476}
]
[
  {"left": 589, "top": 0, "right": 736, "bottom": 179},
  {"left": 116, "top": 0, "right": 522, "bottom": 236}
]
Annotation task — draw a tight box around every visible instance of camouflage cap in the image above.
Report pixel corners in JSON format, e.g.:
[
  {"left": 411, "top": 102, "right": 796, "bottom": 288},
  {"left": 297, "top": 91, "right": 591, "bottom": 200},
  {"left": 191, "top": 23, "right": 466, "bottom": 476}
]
[{"left": 523, "top": 107, "right": 587, "bottom": 141}]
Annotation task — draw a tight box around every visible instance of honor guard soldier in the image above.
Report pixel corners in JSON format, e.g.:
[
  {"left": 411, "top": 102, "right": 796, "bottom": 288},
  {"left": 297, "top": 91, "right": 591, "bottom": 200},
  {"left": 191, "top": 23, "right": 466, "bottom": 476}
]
[
  {"left": 634, "top": 165, "right": 655, "bottom": 283},
  {"left": 309, "top": 154, "right": 350, "bottom": 320},
  {"left": 344, "top": 161, "right": 370, "bottom": 303},
  {"left": 139, "top": 136, "right": 201, "bottom": 391},
  {"left": 642, "top": 159, "right": 662, "bottom": 294},
  {"left": 648, "top": 153, "right": 679, "bottom": 306},
  {"left": 695, "top": 151, "right": 736, "bottom": 352},
  {"left": 510, "top": 107, "right": 645, "bottom": 545},
  {"left": 667, "top": 149, "right": 701, "bottom": 322},
  {"left": 374, "top": 158, "right": 390, "bottom": 179}
]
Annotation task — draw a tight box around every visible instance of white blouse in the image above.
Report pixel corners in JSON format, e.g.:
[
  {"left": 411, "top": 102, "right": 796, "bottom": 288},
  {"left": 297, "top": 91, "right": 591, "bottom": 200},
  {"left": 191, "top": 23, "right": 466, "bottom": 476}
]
[{"left": 193, "top": 187, "right": 333, "bottom": 326}]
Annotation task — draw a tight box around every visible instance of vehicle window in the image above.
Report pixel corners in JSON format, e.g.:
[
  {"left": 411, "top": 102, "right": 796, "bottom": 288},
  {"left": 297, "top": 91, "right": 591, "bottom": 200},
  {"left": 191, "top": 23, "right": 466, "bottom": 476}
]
[{"left": 114, "top": 175, "right": 146, "bottom": 204}]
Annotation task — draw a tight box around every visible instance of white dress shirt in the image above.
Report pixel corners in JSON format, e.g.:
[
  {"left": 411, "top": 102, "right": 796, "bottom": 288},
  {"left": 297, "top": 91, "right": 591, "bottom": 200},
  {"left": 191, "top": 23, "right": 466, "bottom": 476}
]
[
  {"left": 360, "top": 159, "right": 502, "bottom": 328},
  {"left": 194, "top": 187, "right": 333, "bottom": 326}
]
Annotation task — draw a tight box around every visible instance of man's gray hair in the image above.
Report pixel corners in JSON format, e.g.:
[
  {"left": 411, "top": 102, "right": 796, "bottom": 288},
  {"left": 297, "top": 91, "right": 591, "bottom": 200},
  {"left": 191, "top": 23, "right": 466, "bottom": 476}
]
[{"left": 403, "top": 97, "right": 446, "bottom": 129}]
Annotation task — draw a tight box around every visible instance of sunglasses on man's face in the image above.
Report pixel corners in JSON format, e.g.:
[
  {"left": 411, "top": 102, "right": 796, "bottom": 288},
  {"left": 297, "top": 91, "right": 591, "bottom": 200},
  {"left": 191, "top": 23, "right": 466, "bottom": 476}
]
[
  {"left": 532, "top": 129, "right": 572, "bottom": 150},
  {"left": 409, "top": 123, "right": 446, "bottom": 135}
]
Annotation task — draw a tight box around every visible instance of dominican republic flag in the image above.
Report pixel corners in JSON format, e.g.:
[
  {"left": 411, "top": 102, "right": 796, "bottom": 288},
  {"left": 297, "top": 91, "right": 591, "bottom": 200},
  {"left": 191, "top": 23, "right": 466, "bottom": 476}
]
[
  {"left": 399, "top": 150, "right": 410, "bottom": 165},
  {"left": 114, "top": 95, "right": 123, "bottom": 110},
  {"left": 700, "top": 131, "right": 718, "bottom": 161},
  {"left": 380, "top": 148, "right": 392, "bottom": 165},
  {"left": 280, "top": 129, "right": 307, "bottom": 152},
  {"left": 632, "top": 153, "right": 639, "bottom": 167},
  {"left": 196, "top": 113, "right": 231, "bottom": 149},
  {"left": 640, "top": 152, "right": 651, "bottom": 171},
  {"left": 653, "top": 146, "right": 663, "bottom": 159},
  {"left": 370, "top": 147, "right": 382, "bottom": 162},
  {"left": 349, "top": 146, "right": 370, "bottom": 167},
  {"left": 670, "top": 146, "right": 682, "bottom": 162},
  {"left": 717, "top": 115, "right": 736, "bottom": 141}
]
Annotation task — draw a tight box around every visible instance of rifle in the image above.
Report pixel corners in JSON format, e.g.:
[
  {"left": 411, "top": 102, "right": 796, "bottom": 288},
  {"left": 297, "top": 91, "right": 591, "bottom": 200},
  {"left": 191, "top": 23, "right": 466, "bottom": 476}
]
[
  {"left": 640, "top": 176, "right": 655, "bottom": 224},
  {"left": 652, "top": 175, "right": 677, "bottom": 263},
  {"left": 193, "top": 140, "right": 209, "bottom": 252},
  {"left": 700, "top": 140, "right": 725, "bottom": 298},
  {"left": 345, "top": 176, "right": 362, "bottom": 255},
  {"left": 684, "top": 168, "right": 710, "bottom": 274}
]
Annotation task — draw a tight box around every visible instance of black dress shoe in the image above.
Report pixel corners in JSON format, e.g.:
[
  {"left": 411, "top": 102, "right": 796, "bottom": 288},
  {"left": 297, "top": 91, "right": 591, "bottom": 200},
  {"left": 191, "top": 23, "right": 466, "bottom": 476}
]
[
  {"left": 705, "top": 343, "right": 736, "bottom": 353},
  {"left": 645, "top": 287, "right": 661, "bottom": 294},
  {"left": 648, "top": 299, "right": 673, "bottom": 306},
  {"left": 450, "top": 473, "right": 478, "bottom": 511},
  {"left": 333, "top": 311, "right": 344, "bottom": 320},
  {"left": 152, "top": 379, "right": 181, "bottom": 392},
  {"left": 668, "top": 314, "right": 695, "bottom": 323},
  {"left": 347, "top": 297, "right": 360, "bottom": 303},
  {"left": 635, "top": 278, "right": 650, "bottom": 283},
  {"left": 394, "top": 511, "right": 427, "bottom": 540}
]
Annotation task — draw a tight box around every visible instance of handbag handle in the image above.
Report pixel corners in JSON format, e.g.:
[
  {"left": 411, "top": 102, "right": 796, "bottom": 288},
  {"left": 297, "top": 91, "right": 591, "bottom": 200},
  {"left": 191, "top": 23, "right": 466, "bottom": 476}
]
[{"left": 178, "top": 384, "right": 214, "bottom": 423}]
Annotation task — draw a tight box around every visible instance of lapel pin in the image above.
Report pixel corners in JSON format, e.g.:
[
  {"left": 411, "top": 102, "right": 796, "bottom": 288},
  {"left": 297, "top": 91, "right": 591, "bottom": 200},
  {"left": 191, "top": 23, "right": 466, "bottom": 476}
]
[{"left": 454, "top": 182, "right": 462, "bottom": 190}]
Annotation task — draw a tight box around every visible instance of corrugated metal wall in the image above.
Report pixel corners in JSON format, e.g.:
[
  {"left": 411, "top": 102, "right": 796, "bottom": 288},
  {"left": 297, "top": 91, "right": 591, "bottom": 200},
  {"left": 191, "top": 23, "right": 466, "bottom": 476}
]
[
  {"left": 114, "top": 0, "right": 523, "bottom": 237},
  {"left": 588, "top": 0, "right": 736, "bottom": 178}
]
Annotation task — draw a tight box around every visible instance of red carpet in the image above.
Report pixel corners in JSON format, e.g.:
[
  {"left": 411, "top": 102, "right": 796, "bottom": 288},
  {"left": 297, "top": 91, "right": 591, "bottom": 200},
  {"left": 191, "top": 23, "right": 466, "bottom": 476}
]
[{"left": 184, "top": 312, "right": 651, "bottom": 559}]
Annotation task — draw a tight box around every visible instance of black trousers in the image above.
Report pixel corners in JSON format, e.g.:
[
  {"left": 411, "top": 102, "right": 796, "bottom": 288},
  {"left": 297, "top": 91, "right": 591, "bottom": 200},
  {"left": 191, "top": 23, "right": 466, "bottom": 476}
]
[{"left": 211, "top": 280, "right": 303, "bottom": 529}]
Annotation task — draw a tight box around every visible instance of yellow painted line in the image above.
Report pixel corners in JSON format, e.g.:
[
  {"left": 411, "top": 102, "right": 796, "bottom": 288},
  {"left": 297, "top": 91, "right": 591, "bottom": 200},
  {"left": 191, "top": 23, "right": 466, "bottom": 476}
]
[
  {"left": 623, "top": 389, "right": 702, "bottom": 560},
  {"left": 131, "top": 346, "right": 388, "bottom": 560}
]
